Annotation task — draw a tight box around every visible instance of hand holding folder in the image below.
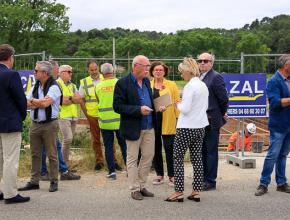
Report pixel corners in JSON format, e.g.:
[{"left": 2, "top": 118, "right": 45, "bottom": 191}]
[{"left": 153, "top": 92, "right": 172, "bottom": 112}]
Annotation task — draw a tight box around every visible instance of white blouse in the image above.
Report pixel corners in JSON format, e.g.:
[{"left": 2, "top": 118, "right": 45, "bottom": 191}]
[{"left": 177, "top": 77, "right": 209, "bottom": 129}]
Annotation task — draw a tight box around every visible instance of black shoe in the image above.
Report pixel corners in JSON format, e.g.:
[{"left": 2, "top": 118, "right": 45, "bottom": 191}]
[
  {"left": 140, "top": 188, "right": 154, "bottom": 197},
  {"left": 49, "top": 181, "right": 58, "bottom": 192},
  {"left": 60, "top": 171, "right": 81, "bottom": 181},
  {"left": 203, "top": 183, "right": 216, "bottom": 191},
  {"left": 106, "top": 172, "right": 117, "bottom": 180},
  {"left": 18, "top": 182, "right": 39, "bottom": 191},
  {"left": 94, "top": 163, "right": 104, "bottom": 171},
  {"left": 4, "top": 194, "right": 30, "bottom": 204},
  {"left": 0, "top": 192, "right": 3, "bottom": 200},
  {"left": 277, "top": 183, "right": 290, "bottom": 193},
  {"left": 131, "top": 191, "right": 143, "bottom": 200},
  {"left": 255, "top": 185, "right": 268, "bottom": 196},
  {"left": 115, "top": 163, "right": 123, "bottom": 171}
]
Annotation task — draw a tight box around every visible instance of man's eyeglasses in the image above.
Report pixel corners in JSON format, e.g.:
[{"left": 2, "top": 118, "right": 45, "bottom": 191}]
[
  {"left": 136, "top": 63, "right": 151, "bottom": 69},
  {"left": 62, "top": 70, "right": 73, "bottom": 74},
  {"left": 34, "top": 69, "right": 44, "bottom": 73},
  {"left": 197, "top": 59, "right": 211, "bottom": 64}
]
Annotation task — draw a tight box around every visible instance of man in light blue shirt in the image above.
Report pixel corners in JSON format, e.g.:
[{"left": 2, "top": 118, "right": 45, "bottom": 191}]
[{"left": 19, "top": 61, "right": 62, "bottom": 193}]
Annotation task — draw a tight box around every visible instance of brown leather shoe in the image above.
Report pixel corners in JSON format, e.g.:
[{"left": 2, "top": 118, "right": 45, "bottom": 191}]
[
  {"left": 140, "top": 188, "right": 154, "bottom": 197},
  {"left": 131, "top": 191, "right": 143, "bottom": 200},
  {"left": 255, "top": 185, "right": 268, "bottom": 196},
  {"left": 277, "top": 183, "right": 290, "bottom": 193}
]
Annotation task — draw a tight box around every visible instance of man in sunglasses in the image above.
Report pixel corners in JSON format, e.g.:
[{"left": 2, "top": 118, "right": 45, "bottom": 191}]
[{"left": 198, "top": 52, "right": 228, "bottom": 191}]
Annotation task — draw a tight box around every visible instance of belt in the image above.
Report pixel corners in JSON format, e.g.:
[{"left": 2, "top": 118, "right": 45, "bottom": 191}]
[{"left": 33, "top": 118, "right": 57, "bottom": 124}]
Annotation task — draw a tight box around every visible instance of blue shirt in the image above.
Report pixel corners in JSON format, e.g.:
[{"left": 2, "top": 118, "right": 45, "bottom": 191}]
[{"left": 130, "top": 73, "right": 153, "bottom": 130}]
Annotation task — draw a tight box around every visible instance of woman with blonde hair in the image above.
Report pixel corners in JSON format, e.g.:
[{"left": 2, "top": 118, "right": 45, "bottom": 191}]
[{"left": 165, "top": 57, "right": 209, "bottom": 202}]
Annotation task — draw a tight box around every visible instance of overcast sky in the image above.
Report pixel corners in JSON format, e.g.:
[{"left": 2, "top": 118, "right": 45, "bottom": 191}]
[{"left": 57, "top": 0, "right": 290, "bottom": 33}]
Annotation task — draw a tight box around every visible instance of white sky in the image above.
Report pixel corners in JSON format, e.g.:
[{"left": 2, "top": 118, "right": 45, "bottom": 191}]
[{"left": 57, "top": 0, "right": 290, "bottom": 33}]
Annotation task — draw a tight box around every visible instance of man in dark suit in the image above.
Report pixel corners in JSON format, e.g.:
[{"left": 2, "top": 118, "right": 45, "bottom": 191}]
[
  {"left": 255, "top": 54, "right": 290, "bottom": 196},
  {"left": 113, "top": 55, "right": 156, "bottom": 200},
  {"left": 0, "top": 44, "right": 30, "bottom": 204},
  {"left": 198, "top": 52, "right": 228, "bottom": 191}
]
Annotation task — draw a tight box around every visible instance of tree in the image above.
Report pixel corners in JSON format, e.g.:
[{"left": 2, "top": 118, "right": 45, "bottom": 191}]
[{"left": 0, "top": 0, "right": 70, "bottom": 54}]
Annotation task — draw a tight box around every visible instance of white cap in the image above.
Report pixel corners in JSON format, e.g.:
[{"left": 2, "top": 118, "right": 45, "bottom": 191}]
[{"left": 246, "top": 123, "right": 256, "bottom": 134}]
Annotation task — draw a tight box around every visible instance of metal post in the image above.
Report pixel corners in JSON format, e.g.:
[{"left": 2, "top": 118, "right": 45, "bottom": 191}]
[
  {"left": 112, "top": 38, "right": 116, "bottom": 70},
  {"left": 42, "top": 51, "right": 46, "bottom": 61},
  {"left": 240, "top": 52, "right": 245, "bottom": 156},
  {"left": 241, "top": 118, "right": 245, "bottom": 157},
  {"left": 235, "top": 119, "right": 240, "bottom": 157}
]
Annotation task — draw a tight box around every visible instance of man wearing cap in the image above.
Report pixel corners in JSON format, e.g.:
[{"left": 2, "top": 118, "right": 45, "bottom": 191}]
[
  {"left": 19, "top": 61, "right": 62, "bottom": 192},
  {"left": 95, "top": 63, "right": 127, "bottom": 180},
  {"left": 0, "top": 44, "right": 30, "bottom": 204},
  {"left": 255, "top": 54, "right": 290, "bottom": 196},
  {"left": 227, "top": 123, "right": 256, "bottom": 152}
]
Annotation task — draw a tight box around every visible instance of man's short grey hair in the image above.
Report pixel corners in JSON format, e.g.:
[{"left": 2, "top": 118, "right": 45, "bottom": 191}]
[
  {"left": 100, "top": 63, "right": 114, "bottom": 74},
  {"left": 59, "top": 64, "right": 72, "bottom": 73},
  {"left": 49, "top": 60, "right": 58, "bottom": 67},
  {"left": 277, "top": 54, "right": 290, "bottom": 69},
  {"left": 36, "top": 61, "right": 53, "bottom": 76}
]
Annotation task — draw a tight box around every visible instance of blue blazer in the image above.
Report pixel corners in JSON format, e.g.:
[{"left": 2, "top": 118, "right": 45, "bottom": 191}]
[
  {"left": 202, "top": 69, "right": 229, "bottom": 129},
  {"left": 0, "top": 64, "right": 27, "bottom": 133},
  {"left": 113, "top": 73, "right": 156, "bottom": 140},
  {"left": 267, "top": 71, "right": 290, "bottom": 133}
]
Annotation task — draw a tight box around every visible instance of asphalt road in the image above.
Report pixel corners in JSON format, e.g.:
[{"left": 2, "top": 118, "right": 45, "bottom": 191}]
[{"left": 1, "top": 154, "right": 290, "bottom": 220}]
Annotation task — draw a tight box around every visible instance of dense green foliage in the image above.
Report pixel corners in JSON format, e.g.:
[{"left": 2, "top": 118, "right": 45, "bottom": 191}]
[{"left": 1, "top": 1, "right": 290, "bottom": 59}]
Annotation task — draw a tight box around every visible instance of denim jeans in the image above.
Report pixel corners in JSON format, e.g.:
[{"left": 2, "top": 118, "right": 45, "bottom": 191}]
[
  {"left": 260, "top": 130, "right": 290, "bottom": 187},
  {"left": 202, "top": 126, "right": 220, "bottom": 186},
  {"left": 101, "top": 129, "right": 127, "bottom": 174},
  {"left": 41, "top": 138, "right": 68, "bottom": 175}
]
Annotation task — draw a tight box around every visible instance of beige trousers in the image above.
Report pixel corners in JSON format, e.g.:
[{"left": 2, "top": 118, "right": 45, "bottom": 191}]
[
  {"left": 58, "top": 119, "right": 76, "bottom": 165},
  {"left": 30, "top": 120, "right": 59, "bottom": 183},
  {"left": 0, "top": 132, "right": 21, "bottom": 199},
  {"left": 126, "top": 129, "right": 155, "bottom": 192}
]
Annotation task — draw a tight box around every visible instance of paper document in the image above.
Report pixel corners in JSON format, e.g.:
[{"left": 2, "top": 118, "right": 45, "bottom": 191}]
[{"left": 153, "top": 92, "right": 172, "bottom": 111}]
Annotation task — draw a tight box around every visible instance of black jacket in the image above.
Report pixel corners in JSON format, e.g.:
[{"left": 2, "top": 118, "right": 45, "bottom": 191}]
[
  {"left": 113, "top": 73, "right": 155, "bottom": 140},
  {"left": 202, "top": 69, "right": 228, "bottom": 129},
  {"left": 0, "top": 64, "right": 27, "bottom": 133}
]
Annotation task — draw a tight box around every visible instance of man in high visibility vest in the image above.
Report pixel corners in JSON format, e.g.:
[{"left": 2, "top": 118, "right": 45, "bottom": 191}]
[
  {"left": 79, "top": 60, "right": 120, "bottom": 171},
  {"left": 57, "top": 65, "right": 81, "bottom": 167},
  {"left": 95, "top": 63, "right": 127, "bottom": 180},
  {"left": 41, "top": 61, "right": 80, "bottom": 181}
]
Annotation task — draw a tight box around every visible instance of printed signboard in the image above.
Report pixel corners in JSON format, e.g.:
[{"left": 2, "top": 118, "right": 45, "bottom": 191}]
[{"left": 223, "top": 73, "right": 267, "bottom": 118}]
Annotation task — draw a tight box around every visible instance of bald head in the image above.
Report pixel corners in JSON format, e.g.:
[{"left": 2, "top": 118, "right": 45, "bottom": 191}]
[
  {"left": 132, "top": 55, "right": 150, "bottom": 80},
  {"left": 197, "top": 52, "right": 215, "bottom": 74}
]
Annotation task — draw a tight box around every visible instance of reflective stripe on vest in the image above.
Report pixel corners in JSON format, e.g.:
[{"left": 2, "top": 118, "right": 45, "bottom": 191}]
[
  {"left": 80, "top": 76, "right": 102, "bottom": 117},
  {"left": 95, "top": 78, "right": 120, "bottom": 130},
  {"left": 57, "top": 79, "right": 78, "bottom": 119}
]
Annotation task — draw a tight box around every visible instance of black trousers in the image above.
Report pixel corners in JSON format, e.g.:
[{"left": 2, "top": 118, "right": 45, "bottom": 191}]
[
  {"left": 153, "top": 129, "right": 175, "bottom": 177},
  {"left": 173, "top": 128, "right": 205, "bottom": 192}
]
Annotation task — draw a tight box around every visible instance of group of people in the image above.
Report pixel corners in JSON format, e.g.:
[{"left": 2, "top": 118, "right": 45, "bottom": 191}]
[{"left": 0, "top": 43, "right": 290, "bottom": 205}]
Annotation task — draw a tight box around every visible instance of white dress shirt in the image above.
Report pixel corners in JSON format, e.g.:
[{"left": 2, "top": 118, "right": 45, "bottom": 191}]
[{"left": 177, "top": 77, "right": 209, "bottom": 129}]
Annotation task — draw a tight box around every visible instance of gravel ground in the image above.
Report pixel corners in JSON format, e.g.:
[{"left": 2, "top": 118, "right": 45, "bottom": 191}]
[{"left": 1, "top": 153, "right": 290, "bottom": 220}]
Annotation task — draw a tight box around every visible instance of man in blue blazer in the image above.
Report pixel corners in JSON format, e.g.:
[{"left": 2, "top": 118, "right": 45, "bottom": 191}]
[
  {"left": 0, "top": 44, "right": 30, "bottom": 204},
  {"left": 113, "top": 55, "right": 156, "bottom": 201},
  {"left": 198, "top": 52, "right": 228, "bottom": 191},
  {"left": 255, "top": 54, "right": 290, "bottom": 196}
]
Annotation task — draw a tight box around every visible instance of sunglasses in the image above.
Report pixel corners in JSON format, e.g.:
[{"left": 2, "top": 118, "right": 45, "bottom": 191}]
[{"left": 197, "top": 59, "right": 211, "bottom": 64}]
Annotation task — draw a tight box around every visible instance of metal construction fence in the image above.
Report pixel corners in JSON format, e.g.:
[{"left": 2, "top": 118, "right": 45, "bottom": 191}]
[{"left": 13, "top": 52, "right": 287, "bottom": 87}]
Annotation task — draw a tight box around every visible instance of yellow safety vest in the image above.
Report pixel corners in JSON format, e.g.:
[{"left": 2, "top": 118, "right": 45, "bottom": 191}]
[
  {"left": 95, "top": 78, "right": 120, "bottom": 130},
  {"left": 80, "top": 75, "right": 103, "bottom": 117},
  {"left": 57, "top": 79, "right": 78, "bottom": 119}
]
